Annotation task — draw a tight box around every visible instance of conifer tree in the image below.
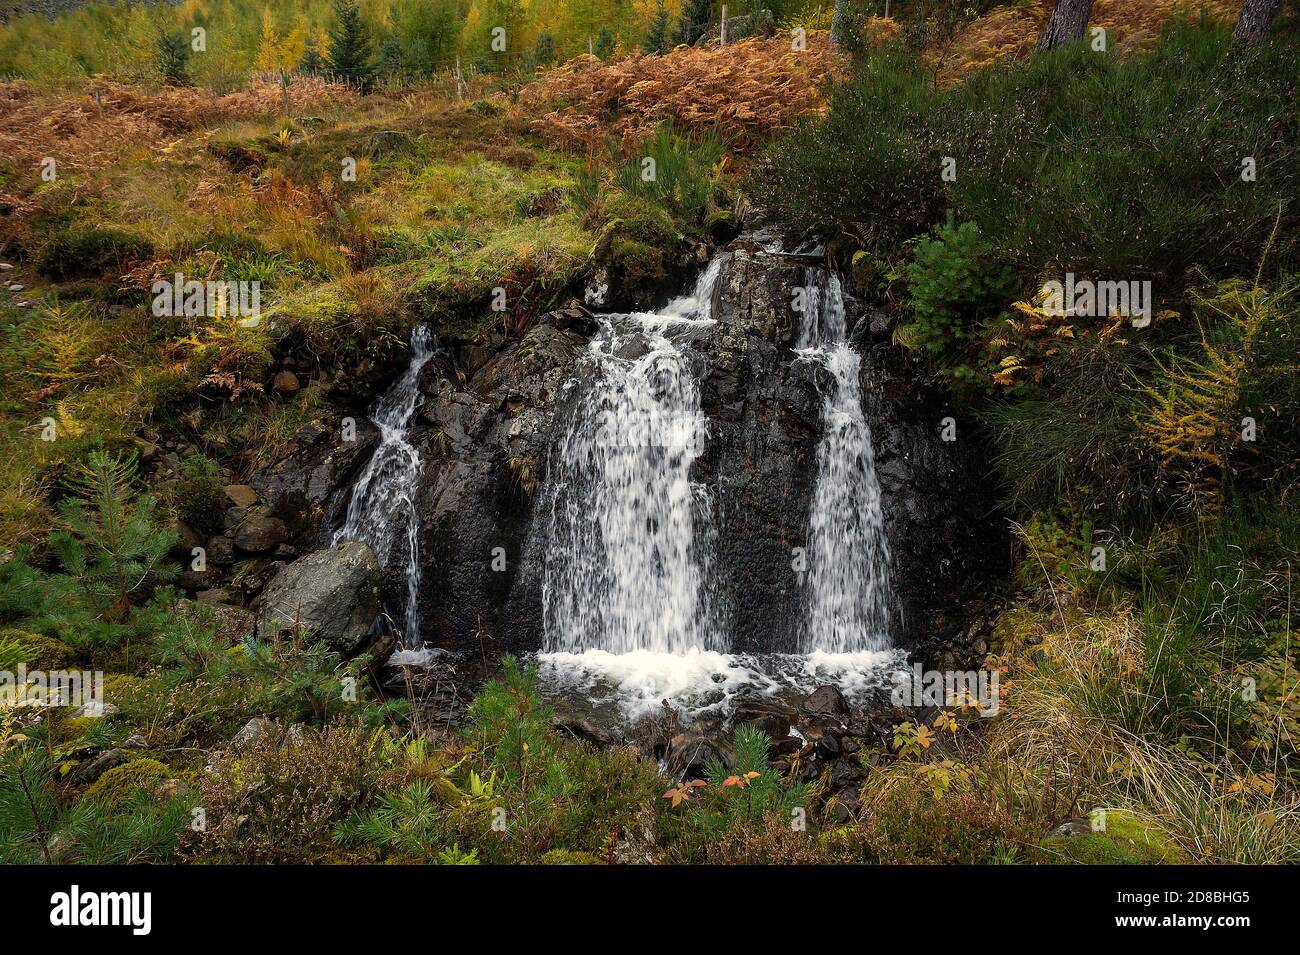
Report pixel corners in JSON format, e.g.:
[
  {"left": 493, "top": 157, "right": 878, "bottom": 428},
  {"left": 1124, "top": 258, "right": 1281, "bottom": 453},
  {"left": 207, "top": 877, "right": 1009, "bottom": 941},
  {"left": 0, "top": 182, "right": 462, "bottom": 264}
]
[
  {"left": 674, "top": 0, "right": 712, "bottom": 47},
  {"left": 326, "top": 0, "right": 374, "bottom": 89},
  {"left": 644, "top": 0, "right": 670, "bottom": 53}
]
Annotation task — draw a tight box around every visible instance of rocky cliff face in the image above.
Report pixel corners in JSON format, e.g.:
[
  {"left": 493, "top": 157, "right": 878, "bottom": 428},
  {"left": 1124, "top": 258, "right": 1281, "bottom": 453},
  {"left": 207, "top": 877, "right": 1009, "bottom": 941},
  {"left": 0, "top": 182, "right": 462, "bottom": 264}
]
[{"left": 248, "top": 244, "right": 1007, "bottom": 666}]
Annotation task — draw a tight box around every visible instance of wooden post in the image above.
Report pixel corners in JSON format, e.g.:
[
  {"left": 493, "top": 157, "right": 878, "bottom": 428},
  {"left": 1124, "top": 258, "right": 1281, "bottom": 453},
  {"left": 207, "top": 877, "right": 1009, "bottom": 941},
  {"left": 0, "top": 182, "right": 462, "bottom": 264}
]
[
  {"left": 280, "top": 69, "right": 289, "bottom": 119},
  {"left": 455, "top": 55, "right": 463, "bottom": 101},
  {"left": 588, "top": 33, "right": 593, "bottom": 56},
  {"left": 721, "top": 4, "right": 727, "bottom": 46}
]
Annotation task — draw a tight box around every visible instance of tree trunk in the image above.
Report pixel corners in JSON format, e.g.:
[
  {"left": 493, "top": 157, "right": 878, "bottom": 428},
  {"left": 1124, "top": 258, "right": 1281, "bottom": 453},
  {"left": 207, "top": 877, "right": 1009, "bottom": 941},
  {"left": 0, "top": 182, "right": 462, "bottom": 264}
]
[
  {"left": 830, "top": 0, "right": 848, "bottom": 48},
  {"left": 1232, "top": 0, "right": 1282, "bottom": 48},
  {"left": 1036, "top": 0, "right": 1095, "bottom": 51}
]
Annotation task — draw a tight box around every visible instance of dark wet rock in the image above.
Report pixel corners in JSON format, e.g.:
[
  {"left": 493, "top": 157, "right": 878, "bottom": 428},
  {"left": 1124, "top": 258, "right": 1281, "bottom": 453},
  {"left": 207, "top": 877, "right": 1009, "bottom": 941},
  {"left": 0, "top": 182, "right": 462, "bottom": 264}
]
[
  {"left": 206, "top": 534, "right": 235, "bottom": 565},
  {"left": 72, "top": 749, "right": 127, "bottom": 785},
  {"left": 802, "top": 685, "right": 851, "bottom": 720},
  {"left": 232, "top": 510, "right": 288, "bottom": 553},
  {"left": 665, "top": 727, "right": 733, "bottom": 781},
  {"left": 732, "top": 697, "right": 796, "bottom": 738},
  {"left": 552, "top": 714, "right": 617, "bottom": 748},
  {"left": 249, "top": 412, "right": 379, "bottom": 546},
  {"left": 257, "top": 542, "right": 382, "bottom": 655}
]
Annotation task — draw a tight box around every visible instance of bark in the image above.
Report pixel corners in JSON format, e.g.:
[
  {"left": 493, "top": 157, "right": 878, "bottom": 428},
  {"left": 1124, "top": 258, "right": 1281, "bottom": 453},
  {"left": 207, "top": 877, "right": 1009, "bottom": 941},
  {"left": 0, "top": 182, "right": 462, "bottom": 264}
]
[
  {"left": 830, "top": 0, "right": 849, "bottom": 48},
  {"left": 1036, "top": 0, "right": 1095, "bottom": 51},
  {"left": 1232, "top": 0, "right": 1282, "bottom": 48}
]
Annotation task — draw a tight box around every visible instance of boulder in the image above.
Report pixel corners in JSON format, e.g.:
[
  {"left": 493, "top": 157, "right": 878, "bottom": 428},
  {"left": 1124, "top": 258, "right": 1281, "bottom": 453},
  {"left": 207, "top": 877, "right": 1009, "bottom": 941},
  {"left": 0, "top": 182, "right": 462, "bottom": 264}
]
[
  {"left": 232, "top": 512, "right": 288, "bottom": 553},
  {"left": 224, "top": 484, "right": 260, "bottom": 508},
  {"left": 257, "top": 542, "right": 383, "bottom": 655},
  {"left": 802, "top": 685, "right": 851, "bottom": 720}
]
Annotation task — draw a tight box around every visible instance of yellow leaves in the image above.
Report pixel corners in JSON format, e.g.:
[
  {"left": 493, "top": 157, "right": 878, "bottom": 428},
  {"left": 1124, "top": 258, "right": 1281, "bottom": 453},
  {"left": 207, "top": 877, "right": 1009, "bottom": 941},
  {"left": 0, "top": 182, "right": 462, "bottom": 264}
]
[
  {"left": 723, "top": 770, "right": 762, "bottom": 789},
  {"left": 932, "top": 710, "right": 958, "bottom": 734},
  {"left": 663, "top": 779, "right": 705, "bottom": 807}
]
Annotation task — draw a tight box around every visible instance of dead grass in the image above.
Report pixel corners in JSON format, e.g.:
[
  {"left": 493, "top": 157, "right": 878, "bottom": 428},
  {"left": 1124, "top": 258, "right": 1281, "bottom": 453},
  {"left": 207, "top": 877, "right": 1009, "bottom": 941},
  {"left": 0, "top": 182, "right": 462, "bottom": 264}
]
[
  {"left": 929, "top": 0, "right": 1241, "bottom": 86},
  {"left": 518, "top": 32, "right": 851, "bottom": 152}
]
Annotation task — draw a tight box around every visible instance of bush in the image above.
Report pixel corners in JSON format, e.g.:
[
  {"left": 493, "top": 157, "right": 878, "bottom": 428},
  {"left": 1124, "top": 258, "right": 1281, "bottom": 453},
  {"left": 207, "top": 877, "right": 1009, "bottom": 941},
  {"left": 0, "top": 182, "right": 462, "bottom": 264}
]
[
  {"left": 902, "top": 216, "right": 1017, "bottom": 388},
  {"left": 174, "top": 454, "right": 226, "bottom": 534},
  {"left": 188, "top": 721, "right": 395, "bottom": 863},
  {"left": 37, "top": 225, "right": 154, "bottom": 281},
  {"left": 754, "top": 23, "right": 1300, "bottom": 282}
]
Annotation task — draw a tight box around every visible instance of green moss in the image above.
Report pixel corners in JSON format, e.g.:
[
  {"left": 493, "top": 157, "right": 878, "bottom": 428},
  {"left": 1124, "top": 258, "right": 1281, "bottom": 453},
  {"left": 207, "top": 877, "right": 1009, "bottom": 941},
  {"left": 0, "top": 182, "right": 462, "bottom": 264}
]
[
  {"left": 990, "top": 608, "right": 1047, "bottom": 655},
  {"left": 83, "top": 758, "right": 171, "bottom": 810},
  {"left": 0, "top": 628, "right": 76, "bottom": 670},
  {"left": 1033, "top": 811, "right": 1188, "bottom": 864},
  {"left": 539, "top": 849, "right": 603, "bottom": 865},
  {"left": 602, "top": 192, "right": 679, "bottom": 248}
]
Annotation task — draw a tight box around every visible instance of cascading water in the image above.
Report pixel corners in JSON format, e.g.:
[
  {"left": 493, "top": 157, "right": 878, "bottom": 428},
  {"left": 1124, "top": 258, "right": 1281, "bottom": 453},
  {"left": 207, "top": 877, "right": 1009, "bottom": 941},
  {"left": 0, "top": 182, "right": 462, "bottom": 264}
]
[
  {"left": 795, "top": 269, "right": 894, "bottom": 653},
  {"left": 544, "top": 258, "right": 724, "bottom": 655},
  {"left": 334, "top": 324, "right": 436, "bottom": 648},
  {"left": 537, "top": 256, "right": 904, "bottom": 722}
]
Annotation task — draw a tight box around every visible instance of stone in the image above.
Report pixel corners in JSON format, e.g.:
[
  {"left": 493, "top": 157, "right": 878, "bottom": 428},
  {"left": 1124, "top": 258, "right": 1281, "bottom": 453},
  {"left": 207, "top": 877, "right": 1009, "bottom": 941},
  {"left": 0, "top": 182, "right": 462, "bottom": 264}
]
[
  {"left": 272, "top": 370, "right": 300, "bottom": 393},
  {"left": 802, "top": 685, "right": 851, "bottom": 720},
  {"left": 232, "top": 513, "right": 288, "bottom": 553},
  {"left": 70, "top": 701, "right": 119, "bottom": 719},
  {"left": 206, "top": 535, "right": 236, "bottom": 565},
  {"left": 73, "top": 749, "right": 126, "bottom": 784},
  {"left": 122, "top": 734, "right": 148, "bottom": 749},
  {"left": 224, "top": 484, "right": 259, "bottom": 508},
  {"left": 257, "top": 542, "right": 382, "bottom": 655},
  {"left": 231, "top": 717, "right": 283, "bottom": 750}
]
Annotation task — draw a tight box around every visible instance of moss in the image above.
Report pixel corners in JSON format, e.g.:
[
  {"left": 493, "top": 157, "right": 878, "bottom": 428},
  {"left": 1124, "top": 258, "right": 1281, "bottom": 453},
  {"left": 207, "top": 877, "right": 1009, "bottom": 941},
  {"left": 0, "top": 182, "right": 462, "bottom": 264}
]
[
  {"left": 1033, "top": 811, "right": 1188, "bottom": 865},
  {"left": 37, "top": 224, "right": 154, "bottom": 281},
  {"left": 539, "top": 849, "right": 603, "bottom": 865},
  {"left": 603, "top": 192, "right": 679, "bottom": 248},
  {"left": 83, "top": 758, "right": 171, "bottom": 811},
  {"left": 0, "top": 628, "right": 76, "bottom": 670},
  {"left": 990, "top": 607, "right": 1047, "bottom": 655}
]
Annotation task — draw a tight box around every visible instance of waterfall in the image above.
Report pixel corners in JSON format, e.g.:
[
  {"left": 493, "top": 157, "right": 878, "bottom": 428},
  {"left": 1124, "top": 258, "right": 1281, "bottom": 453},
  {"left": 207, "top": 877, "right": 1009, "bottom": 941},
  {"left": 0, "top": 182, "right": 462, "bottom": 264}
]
[
  {"left": 334, "top": 323, "right": 436, "bottom": 647},
  {"left": 796, "top": 269, "right": 894, "bottom": 652},
  {"left": 543, "top": 259, "right": 725, "bottom": 655}
]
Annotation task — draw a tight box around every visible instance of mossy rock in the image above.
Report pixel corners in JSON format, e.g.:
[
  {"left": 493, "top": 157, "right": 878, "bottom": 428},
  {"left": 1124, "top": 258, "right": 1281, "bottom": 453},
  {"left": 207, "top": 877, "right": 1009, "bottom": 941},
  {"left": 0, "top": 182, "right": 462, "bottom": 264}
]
[
  {"left": 540, "top": 849, "right": 602, "bottom": 865},
  {"left": 703, "top": 206, "right": 739, "bottom": 243},
  {"left": 602, "top": 192, "right": 678, "bottom": 248},
  {"left": 1033, "top": 811, "right": 1188, "bottom": 865},
  {"left": 83, "top": 758, "right": 172, "bottom": 811},
  {"left": 0, "top": 628, "right": 75, "bottom": 670},
  {"left": 37, "top": 224, "right": 154, "bottom": 281}
]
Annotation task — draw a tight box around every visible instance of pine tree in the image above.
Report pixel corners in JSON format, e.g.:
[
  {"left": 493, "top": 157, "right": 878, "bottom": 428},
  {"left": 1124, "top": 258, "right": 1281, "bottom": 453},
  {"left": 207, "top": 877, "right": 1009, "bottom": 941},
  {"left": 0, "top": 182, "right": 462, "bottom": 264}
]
[
  {"left": 644, "top": 0, "right": 670, "bottom": 54},
  {"left": 299, "top": 38, "right": 325, "bottom": 76},
  {"left": 48, "top": 452, "right": 175, "bottom": 622},
  {"left": 326, "top": 0, "right": 374, "bottom": 89},
  {"left": 155, "top": 28, "right": 190, "bottom": 86},
  {"left": 594, "top": 25, "right": 616, "bottom": 59}
]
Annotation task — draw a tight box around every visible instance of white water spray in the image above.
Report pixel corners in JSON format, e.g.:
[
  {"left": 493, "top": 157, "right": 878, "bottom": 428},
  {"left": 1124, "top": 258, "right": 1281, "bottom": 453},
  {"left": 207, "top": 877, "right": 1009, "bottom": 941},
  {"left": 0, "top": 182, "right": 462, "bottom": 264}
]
[
  {"left": 334, "top": 324, "right": 436, "bottom": 647},
  {"left": 543, "top": 259, "right": 724, "bottom": 655},
  {"left": 796, "top": 269, "right": 894, "bottom": 652}
]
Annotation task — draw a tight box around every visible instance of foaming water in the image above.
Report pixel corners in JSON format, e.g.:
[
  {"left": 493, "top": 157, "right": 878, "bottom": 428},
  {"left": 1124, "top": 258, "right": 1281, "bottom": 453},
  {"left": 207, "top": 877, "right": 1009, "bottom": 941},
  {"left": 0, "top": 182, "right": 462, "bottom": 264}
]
[
  {"left": 334, "top": 324, "right": 436, "bottom": 647},
  {"left": 795, "top": 270, "right": 894, "bottom": 652},
  {"left": 542, "top": 259, "right": 724, "bottom": 655},
  {"left": 537, "top": 647, "right": 908, "bottom": 722}
]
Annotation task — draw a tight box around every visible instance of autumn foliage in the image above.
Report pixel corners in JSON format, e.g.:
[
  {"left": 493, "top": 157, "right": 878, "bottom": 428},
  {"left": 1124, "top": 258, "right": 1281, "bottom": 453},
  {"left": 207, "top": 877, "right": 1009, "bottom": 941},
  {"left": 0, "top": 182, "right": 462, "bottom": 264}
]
[
  {"left": 928, "top": 0, "right": 1241, "bottom": 86},
  {"left": 518, "top": 32, "right": 849, "bottom": 152}
]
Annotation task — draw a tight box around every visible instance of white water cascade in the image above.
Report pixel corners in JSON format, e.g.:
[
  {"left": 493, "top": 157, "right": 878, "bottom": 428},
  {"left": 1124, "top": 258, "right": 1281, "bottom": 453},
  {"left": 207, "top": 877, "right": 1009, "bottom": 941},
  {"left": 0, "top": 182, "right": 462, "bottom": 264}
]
[
  {"left": 795, "top": 268, "right": 894, "bottom": 653},
  {"left": 334, "top": 324, "right": 436, "bottom": 647},
  {"left": 543, "top": 258, "right": 725, "bottom": 656}
]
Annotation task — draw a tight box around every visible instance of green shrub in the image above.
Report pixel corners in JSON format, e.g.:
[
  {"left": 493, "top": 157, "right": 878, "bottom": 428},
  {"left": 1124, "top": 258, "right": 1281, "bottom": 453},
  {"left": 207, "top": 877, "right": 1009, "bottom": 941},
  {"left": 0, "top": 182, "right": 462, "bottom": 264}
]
[
  {"left": 174, "top": 454, "right": 226, "bottom": 534},
  {"left": 754, "top": 23, "right": 1300, "bottom": 282},
  {"left": 83, "top": 758, "right": 171, "bottom": 811},
  {"left": 902, "top": 217, "right": 1017, "bottom": 386},
  {"left": 37, "top": 225, "right": 154, "bottom": 281}
]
